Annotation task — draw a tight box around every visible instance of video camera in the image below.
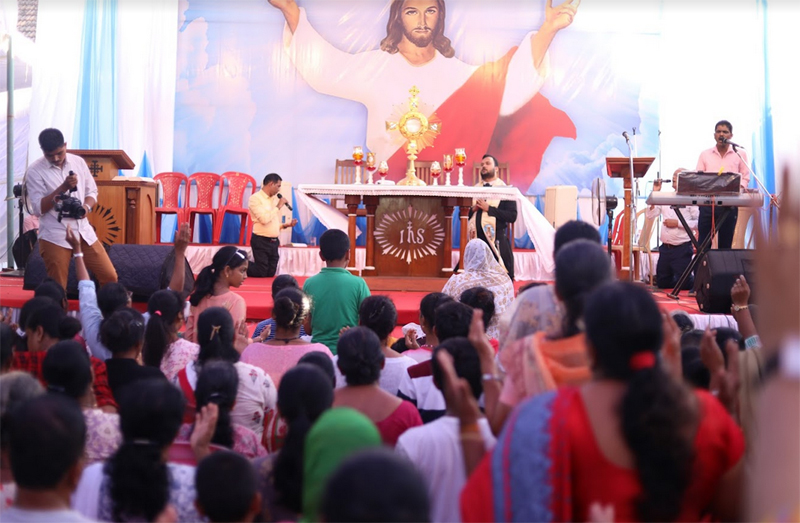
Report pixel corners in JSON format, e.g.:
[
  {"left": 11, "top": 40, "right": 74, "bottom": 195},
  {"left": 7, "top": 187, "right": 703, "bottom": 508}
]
[
  {"left": 54, "top": 193, "right": 86, "bottom": 222},
  {"left": 54, "top": 171, "right": 86, "bottom": 222}
]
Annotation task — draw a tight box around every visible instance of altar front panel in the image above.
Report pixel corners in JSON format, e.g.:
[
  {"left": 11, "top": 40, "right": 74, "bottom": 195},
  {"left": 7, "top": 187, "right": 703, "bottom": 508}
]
[{"left": 373, "top": 197, "right": 446, "bottom": 278}]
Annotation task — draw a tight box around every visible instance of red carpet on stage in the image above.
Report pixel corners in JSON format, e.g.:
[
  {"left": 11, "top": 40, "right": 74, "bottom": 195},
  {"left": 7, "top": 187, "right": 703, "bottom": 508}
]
[{"left": 1, "top": 274, "right": 702, "bottom": 327}]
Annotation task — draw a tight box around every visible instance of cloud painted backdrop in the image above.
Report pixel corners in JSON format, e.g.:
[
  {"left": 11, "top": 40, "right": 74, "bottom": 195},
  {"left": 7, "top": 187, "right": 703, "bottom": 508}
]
[{"left": 174, "top": 0, "right": 662, "bottom": 199}]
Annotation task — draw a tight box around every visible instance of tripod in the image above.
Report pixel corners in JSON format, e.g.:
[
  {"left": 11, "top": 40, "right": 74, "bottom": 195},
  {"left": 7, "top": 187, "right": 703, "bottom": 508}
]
[{"left": 2, "top": 186, "right": 27, "bottom": 277}]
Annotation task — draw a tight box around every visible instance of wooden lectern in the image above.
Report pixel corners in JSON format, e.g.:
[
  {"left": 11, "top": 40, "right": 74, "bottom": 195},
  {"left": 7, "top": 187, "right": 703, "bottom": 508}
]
[
  {"left": 606, "top": 157, "right": 654, "bottom": 281},
  {"left": 68, "top": 150, "right": 157, "bottom": 247}
]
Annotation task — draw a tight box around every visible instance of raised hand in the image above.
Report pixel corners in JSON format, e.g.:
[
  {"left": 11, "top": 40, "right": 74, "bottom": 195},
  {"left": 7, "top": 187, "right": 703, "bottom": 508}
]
[
  {"left": 700, "top": 328, "right": 725, "bottom": 376},
  {"left": 660, "top": 312, "right": 683, "bottom": 381},
  {"left": 234, "top": 320, "right": 251, "bottom": 352},
  {"left": 174, "top": 222, "right": 191, "bottom": 254},
  {"left": 731, "top": 275, "right": 750, "bottom": 308},
  {"left": 190, "top": 403, "right": 220, "bottom": 461},
  {"left": 65, "top": 224, "right": 81, "bottom": 252},
  {"left": 467, "top": 309, "right": 494, "bottom": 364},
  {"left": 256, "top": 323, "right": 271, "bottom": 342},
  {"left": 544, "top": 0, "right": 580, "bottom": 32},
  {"left": 404, "top": 328, "right": 420, "bottom": 351},
  {"left": 716, "top": 339, "right": 741, "bottom": 419},
  {"left": 436, "top": 350, "right": 481, "bottom": 427},
  {"left": 266, "top": 0, "right": 300, "bottom": 32}
]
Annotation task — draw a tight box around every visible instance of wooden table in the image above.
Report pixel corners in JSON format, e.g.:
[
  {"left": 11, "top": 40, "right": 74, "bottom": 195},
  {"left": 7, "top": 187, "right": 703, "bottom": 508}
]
[{"left": 297, "top": 184, "right": 519, "bottom": 277}]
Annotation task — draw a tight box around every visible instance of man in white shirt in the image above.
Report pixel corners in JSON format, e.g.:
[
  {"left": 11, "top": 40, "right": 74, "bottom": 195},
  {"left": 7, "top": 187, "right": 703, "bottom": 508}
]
[
  {"left": 24, "top": 128, "right": 117, "bottom": 289},
  {"left": 396, "top": 338, "right": 495, "bottom": 523},
  {"left": 645, "top": 169, "right": 699, "bottom": 290},
  {"left": 3, "top": 395, "right": 93, "bottom": 523}
]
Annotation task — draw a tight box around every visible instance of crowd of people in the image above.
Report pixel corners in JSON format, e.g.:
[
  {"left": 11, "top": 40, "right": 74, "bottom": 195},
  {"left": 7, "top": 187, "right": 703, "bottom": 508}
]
[{"left": 0, "top": 175, "right": 798, "bottom": 522}]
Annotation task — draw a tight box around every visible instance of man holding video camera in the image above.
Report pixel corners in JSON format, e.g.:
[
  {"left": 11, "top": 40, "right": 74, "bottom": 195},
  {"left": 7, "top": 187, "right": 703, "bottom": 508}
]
[{"left": 25, "top": 128, "right": 117, "bottom": 289}]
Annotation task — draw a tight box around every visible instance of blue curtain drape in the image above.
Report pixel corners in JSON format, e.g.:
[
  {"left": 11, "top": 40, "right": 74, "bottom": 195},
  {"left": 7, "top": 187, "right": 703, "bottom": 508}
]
[{"left": 73, "top": 0, "right": 118, "bottom": 150}]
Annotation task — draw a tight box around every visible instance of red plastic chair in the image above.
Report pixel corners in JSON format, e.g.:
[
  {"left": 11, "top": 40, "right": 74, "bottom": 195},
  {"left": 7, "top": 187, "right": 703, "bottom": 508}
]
[
  {"left": 154, "top": 172, "right": 188, "bottom": 243},
  {"left": 214, "top": 171, "right": 258, "bottom": 245},
  {"left": 186, "top": 172, "right": 222, "bottom": 244}
]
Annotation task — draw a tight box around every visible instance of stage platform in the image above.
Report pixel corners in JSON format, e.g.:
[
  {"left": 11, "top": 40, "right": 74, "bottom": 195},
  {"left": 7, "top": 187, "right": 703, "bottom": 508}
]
[{"left": 0, "top": 272, "right": 736, "bottom": 333}]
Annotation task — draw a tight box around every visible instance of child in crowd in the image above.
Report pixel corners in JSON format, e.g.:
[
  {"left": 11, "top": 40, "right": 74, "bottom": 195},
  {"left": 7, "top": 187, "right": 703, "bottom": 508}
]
[
  {"left": 252, "top": 275, "right": 308, "bottom": 341},
  {"left": 397, "top": 301, "right": 474, "bottom": 423},
  {"left": 142, "top": 289, "right": 199, "bottom": 381},
  {"left": 302, "top": 229, "right": 370, "bottom": 353},
  {"left": 101, "top": 308, "right": 167, "bottom": 402},
  {"left": 402, "top": 292, "right": 455, "bottom": 363},
  {"left": 241, "top": 287, "right": 331, "bottom": 387},
  {"left": 185, "top": 246, "right": 250, "bottom": 344},
  {"left": 174, "top": 307, "right": 276, "bottom": 438},
  {"left": 176, "top": 360, "right": 266, "bottom": 459},
  {"left": 66, "top": 225, "right": 132, "bottom": 362}
]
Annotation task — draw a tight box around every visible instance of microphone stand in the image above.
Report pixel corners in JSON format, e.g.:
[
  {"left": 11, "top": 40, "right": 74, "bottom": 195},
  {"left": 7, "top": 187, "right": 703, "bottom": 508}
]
[
  {"left": 731, "top": 145, "right": 780, "bottom": 239},
  {"left": 731, "top": 145, "right": 779, "bottom": 207}
]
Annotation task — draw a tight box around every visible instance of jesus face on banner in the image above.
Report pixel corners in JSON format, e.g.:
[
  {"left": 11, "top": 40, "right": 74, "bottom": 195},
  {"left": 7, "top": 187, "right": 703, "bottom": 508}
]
[{"left": 381, "top": 0, "right": 452, "bottom": 56}]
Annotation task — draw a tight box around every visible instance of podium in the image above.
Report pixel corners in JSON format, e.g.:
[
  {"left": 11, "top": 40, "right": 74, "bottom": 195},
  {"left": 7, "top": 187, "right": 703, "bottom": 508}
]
[
  {"left": 606, "top": 157, "right": 654, "bottom": 281},
  {"left": 68, "top": 150, "right": 157, "bottom": 247}
]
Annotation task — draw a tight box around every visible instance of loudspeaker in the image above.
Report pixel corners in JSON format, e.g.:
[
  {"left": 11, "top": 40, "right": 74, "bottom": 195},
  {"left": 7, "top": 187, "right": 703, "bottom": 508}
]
[
  {"left": 24, "top": 242, "right": 194, "bottom": 301},
  {"left": 695, "top": 249, "right": 756, "bottom": 313}
]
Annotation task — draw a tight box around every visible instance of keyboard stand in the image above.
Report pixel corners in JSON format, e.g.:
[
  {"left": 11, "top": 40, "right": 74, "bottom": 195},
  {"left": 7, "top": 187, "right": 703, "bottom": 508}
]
[{"left": 667, "top": 206, "right": 734, "bottom": 300}]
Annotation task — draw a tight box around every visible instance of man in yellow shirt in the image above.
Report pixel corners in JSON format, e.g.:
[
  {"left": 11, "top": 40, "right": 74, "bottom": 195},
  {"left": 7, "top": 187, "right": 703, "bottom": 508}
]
[{"left": 248, "top": 173, "right": 297, "bottom": 277}]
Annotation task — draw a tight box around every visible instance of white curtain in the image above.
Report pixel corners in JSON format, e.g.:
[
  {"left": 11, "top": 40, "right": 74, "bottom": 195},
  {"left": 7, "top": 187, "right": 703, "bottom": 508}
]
[
  {"left": 26, "top": 0, "right": 86, "bottom": 162},
  {"left": 117, "top": 0, "right": 178, "bottom": 177}
]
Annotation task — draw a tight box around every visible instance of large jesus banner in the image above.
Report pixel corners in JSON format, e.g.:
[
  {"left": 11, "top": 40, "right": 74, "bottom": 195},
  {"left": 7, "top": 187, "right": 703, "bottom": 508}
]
[{"left": 175, "top": 0, "right": 660, "bottom": 201}]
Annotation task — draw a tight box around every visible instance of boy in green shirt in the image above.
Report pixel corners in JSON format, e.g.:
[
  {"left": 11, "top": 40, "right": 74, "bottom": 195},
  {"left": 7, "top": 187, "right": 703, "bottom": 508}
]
[{"left": 303, "top": 229, "right": 371, "bottom": 353}]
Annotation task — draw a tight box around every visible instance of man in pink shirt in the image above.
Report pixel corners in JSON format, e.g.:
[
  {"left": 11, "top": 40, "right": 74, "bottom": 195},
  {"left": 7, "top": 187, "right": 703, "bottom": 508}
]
[{"left": 695, "top": 119, "right": 750, "bottom": 250}]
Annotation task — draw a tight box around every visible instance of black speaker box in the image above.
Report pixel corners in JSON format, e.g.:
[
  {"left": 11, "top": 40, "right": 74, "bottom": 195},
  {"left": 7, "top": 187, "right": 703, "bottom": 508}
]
[
  {"left": 24, "top": 242, "right": 194, "bottom": 301},
  {"left": 695, "top": 249, "right": 756, "bottom": 313}
]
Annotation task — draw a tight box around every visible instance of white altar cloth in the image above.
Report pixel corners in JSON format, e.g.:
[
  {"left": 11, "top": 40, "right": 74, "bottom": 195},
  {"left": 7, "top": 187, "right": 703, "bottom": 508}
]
[{"left": 295, "top": 184, "right": 556, "bottom": 279}]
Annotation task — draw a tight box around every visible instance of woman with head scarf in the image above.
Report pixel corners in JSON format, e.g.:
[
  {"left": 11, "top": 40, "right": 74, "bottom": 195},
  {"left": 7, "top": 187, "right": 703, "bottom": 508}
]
[
  {"left": 302, "top": 408, "right": 381, "bottom": 522},
  {"left": 442, "top": 239, "right": 513, "bottom": 340}
]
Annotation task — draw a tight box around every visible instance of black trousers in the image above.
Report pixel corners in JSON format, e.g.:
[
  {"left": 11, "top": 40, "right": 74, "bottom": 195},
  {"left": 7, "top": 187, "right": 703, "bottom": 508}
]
[
  {"left": 247, "top": 234, "right": 279, "bottom": 277},
  {"left": 698, "top": 206, "right": 738, "bottom": 252},
  {"left": 498, "top": 233, "right": 515, "bottom": 281},
  {"left": 656, "top": 241, "right": 693, "bottom": 290}
]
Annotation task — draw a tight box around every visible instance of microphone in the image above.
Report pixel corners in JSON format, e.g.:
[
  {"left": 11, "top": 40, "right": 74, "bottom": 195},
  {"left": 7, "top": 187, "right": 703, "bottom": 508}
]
[
  {"left": 277, "top": 193, "right": 292, "bottom": 211},
  {"left": 722, "top": 137, "right": 745, "bottom": 149},
  {"left": 622, "top": 131, "right": 630, "bottom": 142},
  {"left": 67, "top": 171, "right": 78, "bottom": 192}
]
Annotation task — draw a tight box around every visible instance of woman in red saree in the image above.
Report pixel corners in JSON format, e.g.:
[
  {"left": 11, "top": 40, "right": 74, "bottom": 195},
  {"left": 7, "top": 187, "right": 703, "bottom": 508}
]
[{"left": 459, "top": 281, "right": 745, "bottom": 522}]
